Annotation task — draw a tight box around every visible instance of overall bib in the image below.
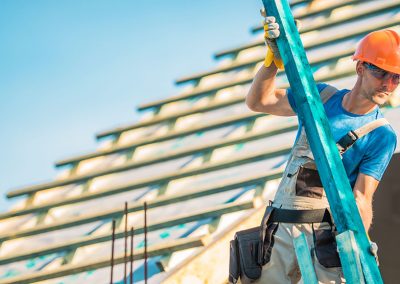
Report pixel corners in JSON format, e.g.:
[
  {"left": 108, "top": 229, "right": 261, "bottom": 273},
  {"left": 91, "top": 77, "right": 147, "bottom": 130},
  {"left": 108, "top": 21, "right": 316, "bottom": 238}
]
[
  {"left": 240, "top": 86, "right": 344, "bottom": 284},
  {"left": 252, "top": 127, "right": 345, "bottom": 284}
]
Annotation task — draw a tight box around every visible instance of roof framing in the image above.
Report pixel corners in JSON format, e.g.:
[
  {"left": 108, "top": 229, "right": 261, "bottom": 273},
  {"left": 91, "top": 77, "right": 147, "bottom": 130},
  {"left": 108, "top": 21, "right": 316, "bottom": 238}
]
[
  {"left": 0, "top": 235, "right": 209, "bottom": 284},
  {"left": 2, "top": 147, "right": 288, "bottom": 238},
  {"left": 7, "top": 60, "right": 360, "bottom": 198},
  {"left": 57, "top": 46, "right": 355, "bottom": 168},
  {"left": 135, "top": 15, "right": 399, "bottom": 111},
  {"left": 0, "top": 200, "right": 256, "bottom": 263},
  {"left": 177, "top": 0, "right": 398, "bottom": 85}
]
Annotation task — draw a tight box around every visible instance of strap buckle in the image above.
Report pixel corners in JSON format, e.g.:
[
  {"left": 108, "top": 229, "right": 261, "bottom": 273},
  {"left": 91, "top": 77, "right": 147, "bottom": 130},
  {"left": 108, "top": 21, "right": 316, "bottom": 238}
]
[{"left": 337, "top": 130, "right": 358, "bottom": 154}]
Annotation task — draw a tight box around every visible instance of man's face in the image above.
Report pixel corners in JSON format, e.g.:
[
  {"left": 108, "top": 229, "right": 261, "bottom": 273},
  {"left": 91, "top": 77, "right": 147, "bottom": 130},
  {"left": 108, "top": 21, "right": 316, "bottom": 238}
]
[{"left": 360, "top": 62, "right": 400, "bottom": 106}]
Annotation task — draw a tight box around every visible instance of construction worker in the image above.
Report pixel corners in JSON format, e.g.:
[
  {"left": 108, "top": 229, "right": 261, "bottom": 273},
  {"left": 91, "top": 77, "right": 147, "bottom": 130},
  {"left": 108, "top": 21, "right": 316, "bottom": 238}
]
[{"left": 242, "top": 17, "right": 398, "bottom": 283}]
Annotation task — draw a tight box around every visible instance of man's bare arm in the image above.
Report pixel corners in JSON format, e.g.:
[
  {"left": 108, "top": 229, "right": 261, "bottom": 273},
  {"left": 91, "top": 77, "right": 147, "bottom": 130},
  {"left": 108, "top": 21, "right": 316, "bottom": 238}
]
[
  {"left": 353, "top": 173, "right": 379, "bottom": 232},
  {"left": 246, "top": 64, "right": 295, "bottom": 116}
]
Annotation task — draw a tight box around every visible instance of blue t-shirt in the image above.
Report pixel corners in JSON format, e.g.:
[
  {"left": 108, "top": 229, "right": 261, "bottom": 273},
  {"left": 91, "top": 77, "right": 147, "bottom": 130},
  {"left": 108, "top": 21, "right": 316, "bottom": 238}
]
[{"left": 287, "top": 83, "right": 397, "bottom": 187}]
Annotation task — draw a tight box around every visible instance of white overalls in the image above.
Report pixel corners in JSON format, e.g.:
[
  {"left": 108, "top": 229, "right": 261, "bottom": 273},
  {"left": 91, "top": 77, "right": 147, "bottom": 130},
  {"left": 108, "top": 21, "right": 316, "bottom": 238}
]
[
  {"left": 254, "top": 130, "right": 345, "bottom": 284},
  {"left": 242, "top": 86, "right": 344, "bottom": 284},
  {"left": 236, "top": 86, "right": 387, "bottom": 284}
]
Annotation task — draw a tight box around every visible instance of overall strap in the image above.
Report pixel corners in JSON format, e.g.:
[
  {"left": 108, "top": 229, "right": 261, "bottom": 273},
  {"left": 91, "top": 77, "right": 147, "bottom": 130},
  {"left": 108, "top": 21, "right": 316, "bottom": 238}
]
[
  {"left": 320, "top": 85, "right": 338, "bottom": 103},
  {"left": 337, "top": 118, "right": 389, "bottom": 154}
]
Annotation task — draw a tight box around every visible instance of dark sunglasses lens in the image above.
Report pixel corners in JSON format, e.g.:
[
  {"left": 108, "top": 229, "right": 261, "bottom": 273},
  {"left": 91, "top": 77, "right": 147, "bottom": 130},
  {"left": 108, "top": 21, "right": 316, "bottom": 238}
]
[
  {"left": 365, "top": 63, "right": 386, "bottom": 79},
  {"left": 364, "top": 62, "right": 400, "bottom": 82}
]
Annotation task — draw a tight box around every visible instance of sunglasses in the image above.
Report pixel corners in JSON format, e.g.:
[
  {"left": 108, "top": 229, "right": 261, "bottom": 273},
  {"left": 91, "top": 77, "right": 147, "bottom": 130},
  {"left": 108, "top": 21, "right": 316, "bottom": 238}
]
[{"left": 363, "top": 62, "right": 400, "bottom": 83}]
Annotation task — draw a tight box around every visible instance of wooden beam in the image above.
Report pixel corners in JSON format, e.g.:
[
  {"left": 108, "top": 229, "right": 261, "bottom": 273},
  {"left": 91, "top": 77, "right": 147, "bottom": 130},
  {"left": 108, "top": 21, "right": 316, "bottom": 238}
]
[
  {"left": 251, "top": 0, "right": 398, "bottom": 33},
  {"left": 290, "top": 0, "right": 310, "bottom": 6},
  {"left": 0, "top": 235, "right": 210, "bottom": 284},
  {"left": 0, "top": 200, "right": 256, "bottom": 264},
  {"left": 214, "top": 0, "right": 365, "bottom": 59},
  {"left": 262, "top": 0, "right": 382, "bottom": 281},
  {"left": 0, "top": 169, "right": 268, "bottom": 242},
  {"left": 0, "top": 152, "right": 284, "bottom": 220},
  {"left": 136, "top": 16, "right": 399, "bottom": 112},
  {"left": 6, "top": 112, "right": 263, "bottom": 198},
  {"left": 0, "top": 151, "right": 282, "bottom": 237},
  {"left": 336, "top": 230, "right": 366, "bottom": 284},
  {"left": 55, "top": 111, "right": 295, "bottom": 169},
  {"left": 55, "top": 97, "right": 244, "bottom": 167},
  {"left": 6, "top": 59, "right": 355, "bottom": 198},
  {"left": 103, "top": 60, "right": 357, "bottom": 138},
  {"left": 177, "top": 0, "right": 399, "bottom": 85},
  {"left": 58, "top": 40, "right": 356, "bottom": 168},
  {"left": 293, "top": 232, "right": 318, "bottom": 284},
  {"left": 34, "top": 128, "right": 295, "bottom": 195}
]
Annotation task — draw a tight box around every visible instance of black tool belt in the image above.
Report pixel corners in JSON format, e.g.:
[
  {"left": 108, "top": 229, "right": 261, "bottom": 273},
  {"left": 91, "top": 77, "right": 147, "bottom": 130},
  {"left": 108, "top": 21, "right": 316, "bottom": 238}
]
[
  {"left": 268, "top": 207, "right": 333, "bottom": 225},
  {"left": 229, "top": 207, "right": 334, "bottom": 283}
]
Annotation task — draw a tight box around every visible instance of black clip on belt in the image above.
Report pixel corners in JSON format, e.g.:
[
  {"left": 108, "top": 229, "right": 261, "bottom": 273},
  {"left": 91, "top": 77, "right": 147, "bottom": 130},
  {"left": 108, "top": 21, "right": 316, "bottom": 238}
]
[{"left": 337, "top": 130, "right": 358, "bottom": 154}]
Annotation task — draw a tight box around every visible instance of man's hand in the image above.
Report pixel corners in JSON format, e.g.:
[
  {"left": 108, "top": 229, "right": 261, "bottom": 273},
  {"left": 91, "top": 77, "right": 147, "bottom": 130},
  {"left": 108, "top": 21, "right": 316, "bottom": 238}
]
[
  {"left": 260, "top": 9, "right": 283, "bottom": 69},
  {"left": 369, "top": 241, "right": 379, "bottom": 266},
  {"left": 264, "top": 16, "right": 281, "bottom": 60}
]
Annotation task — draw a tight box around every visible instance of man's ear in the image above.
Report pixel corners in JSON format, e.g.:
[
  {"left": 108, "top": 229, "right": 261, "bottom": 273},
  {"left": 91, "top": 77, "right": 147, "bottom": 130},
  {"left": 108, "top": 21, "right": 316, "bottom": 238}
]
[{"left": 356, "top": 61, "right": 364, "bottom": 76}]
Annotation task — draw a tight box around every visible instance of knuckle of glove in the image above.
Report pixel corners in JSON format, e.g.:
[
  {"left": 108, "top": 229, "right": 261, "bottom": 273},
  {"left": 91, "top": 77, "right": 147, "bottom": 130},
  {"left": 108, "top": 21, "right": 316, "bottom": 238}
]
[
  {"left": 369, "top": 242, "right": 378, "bottom": 256},
  {"left": 264, "top": 16, "right": 276, "bottom": 24},
  {"left": 263, "top": 22, "right": 280, "bottom": 41},
  {"left": 264, "top": 29, "right": 280, "bottom": 40}
]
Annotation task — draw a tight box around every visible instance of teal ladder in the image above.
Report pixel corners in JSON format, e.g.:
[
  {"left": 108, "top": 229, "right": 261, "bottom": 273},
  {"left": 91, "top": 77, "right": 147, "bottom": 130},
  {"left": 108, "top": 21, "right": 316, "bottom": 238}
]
[{"left": 261, "top": 0, "right": 382, "bottom": 283}]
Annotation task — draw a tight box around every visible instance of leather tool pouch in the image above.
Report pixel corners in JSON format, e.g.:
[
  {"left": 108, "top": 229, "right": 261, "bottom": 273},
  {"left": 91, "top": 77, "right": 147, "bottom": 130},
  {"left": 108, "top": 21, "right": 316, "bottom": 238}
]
[
  {"left": 314, "top": 229, "right": 342, "bottom": 268},
  {"left": 229, "top": 227, "right": 262, "bottom": 283},
  {"left": 229, "top": 239, "right": 240, "bottom": 283},
  {"left": 229, "top": 207, "right": 275, "bottom": 283}
]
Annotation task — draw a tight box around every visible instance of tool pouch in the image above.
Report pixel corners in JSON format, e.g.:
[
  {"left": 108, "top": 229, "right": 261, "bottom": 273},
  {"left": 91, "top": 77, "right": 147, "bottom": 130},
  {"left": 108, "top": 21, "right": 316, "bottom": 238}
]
[
  {"left": 229, "top": 227, "right": 262, "bottom": 283},
  {"left": 229, "top": 206, "right": 275, "bottom": 283},
  {"left": 314, "top": 229, "right": 342, "bottom": 268},
  {"left": 295, "top": 166, "right": 324, "bottom": 199}
]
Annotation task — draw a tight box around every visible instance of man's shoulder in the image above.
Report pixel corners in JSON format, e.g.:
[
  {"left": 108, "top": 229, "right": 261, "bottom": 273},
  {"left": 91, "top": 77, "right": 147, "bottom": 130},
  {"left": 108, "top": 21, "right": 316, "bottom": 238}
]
[
  {"left": 367, "top": 122, "right": 397, "bottom": 149},
  {"left": 317, "top": 83, "right": 347, "bottom": 103},
  {"left": 376, "top": 110, "right": 397, "bottom": 137},
  {"left": 373, "top": 123, "right": 397, "bottom": 138}
]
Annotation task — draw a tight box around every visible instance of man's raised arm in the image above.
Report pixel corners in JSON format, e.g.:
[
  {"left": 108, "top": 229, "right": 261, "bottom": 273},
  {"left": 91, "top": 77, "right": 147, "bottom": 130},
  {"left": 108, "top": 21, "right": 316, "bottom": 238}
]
[{"left": 245, "top": 16, "right": 295, "bottom": 117}]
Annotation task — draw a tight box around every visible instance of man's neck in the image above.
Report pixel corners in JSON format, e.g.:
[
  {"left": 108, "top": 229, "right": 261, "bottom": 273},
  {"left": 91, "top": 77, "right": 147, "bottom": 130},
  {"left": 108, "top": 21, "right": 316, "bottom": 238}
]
[{"left": 342, "top": 86, "right": 377, "bottom": 115}]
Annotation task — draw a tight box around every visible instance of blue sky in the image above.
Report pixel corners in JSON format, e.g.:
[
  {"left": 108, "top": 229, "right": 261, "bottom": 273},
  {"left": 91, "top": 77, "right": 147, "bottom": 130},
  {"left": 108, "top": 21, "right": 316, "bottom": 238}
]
[{"left": 0, "top": 0, "right": 262, "bottom": 211}]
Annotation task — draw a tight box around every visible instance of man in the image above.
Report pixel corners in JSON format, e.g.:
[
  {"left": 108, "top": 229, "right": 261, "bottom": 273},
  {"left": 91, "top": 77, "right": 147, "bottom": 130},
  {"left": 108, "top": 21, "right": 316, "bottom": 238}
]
[{"left": 244, "top": 17, "right": 398, "bottom": 283}]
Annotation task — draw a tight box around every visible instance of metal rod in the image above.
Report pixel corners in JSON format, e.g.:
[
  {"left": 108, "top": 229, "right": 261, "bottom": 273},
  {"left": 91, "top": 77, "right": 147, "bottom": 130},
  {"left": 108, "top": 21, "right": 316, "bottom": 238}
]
[
  {"left": 110, "top": 219, "right": 116, "bottom": 284},
  {"left": 130, "top": 227, "right": 134, "bottom": 284},
  {"left": 124, "top": 202, "right": 128, "bottom": 284},
  {"left": 144, "top": 202, "right": 148, "bottom": 284}
]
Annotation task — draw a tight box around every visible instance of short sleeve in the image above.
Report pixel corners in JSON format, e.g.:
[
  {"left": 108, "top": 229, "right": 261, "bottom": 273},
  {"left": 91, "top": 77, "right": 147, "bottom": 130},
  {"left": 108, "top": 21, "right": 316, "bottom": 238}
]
[
  {"left": 286, "top": 83, "right": 329, "bottom": 113},
  {"left": 359, "top": 126, "right": 397, "bottom": 181}
]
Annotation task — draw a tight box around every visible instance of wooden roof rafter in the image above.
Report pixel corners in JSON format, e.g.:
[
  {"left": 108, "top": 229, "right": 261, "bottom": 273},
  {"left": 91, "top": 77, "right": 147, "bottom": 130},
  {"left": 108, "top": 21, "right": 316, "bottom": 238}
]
[
  {"left": 0, "top": 161, "right": 290, "bottom": 219},
  {"left": 176, "top": 0, "right": 398, "bottom": 85},
  {"left": 135, "top": 15, "right": 400, "bottom": 112},
  {"left": 56, "top": 34, "right": 371, "bottom": 169},
  {"left": 0, "top": 200, "right": 257, "bottom": 264},
  {"left": 2, "top": 146, "right": 290, "bottom": 239},
  {"left": 214, "top": 0, "right": 365, "bottom": 59},
  {"left": 7, "top": 58, "right": 363, "bottom": 199},
  {"left": 0, "top": 235, "right": 209, "bottom": 284}
]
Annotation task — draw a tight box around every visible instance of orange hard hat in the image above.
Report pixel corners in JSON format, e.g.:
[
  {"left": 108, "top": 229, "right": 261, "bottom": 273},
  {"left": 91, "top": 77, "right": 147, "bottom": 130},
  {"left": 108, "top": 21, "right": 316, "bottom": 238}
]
[{"left": 352, "top": 29, "right": 400, "bottom": 75}]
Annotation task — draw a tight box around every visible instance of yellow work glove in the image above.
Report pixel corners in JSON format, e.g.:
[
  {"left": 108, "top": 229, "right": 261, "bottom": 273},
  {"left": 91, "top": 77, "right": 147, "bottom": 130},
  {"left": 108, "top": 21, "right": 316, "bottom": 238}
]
[{"left": 262, "top": 15, "right": 284, "bottom": 70}]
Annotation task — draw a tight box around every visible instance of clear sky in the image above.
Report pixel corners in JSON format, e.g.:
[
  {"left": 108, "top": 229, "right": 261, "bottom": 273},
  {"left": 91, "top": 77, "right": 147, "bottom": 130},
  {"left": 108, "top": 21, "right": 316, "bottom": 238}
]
[{"left": 0, "top": 0, "right": 262, "bottom": 211}]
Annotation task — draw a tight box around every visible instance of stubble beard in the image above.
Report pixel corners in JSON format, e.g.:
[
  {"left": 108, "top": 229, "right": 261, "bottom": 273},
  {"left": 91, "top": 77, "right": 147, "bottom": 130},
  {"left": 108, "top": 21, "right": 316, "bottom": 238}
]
[{"left": 371, "top": 91, "right": 390, "bottom": 106}]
